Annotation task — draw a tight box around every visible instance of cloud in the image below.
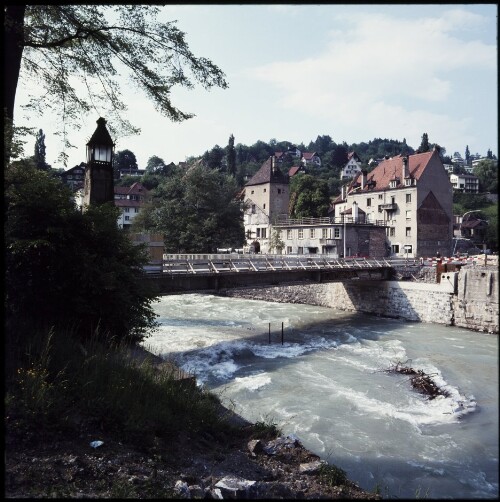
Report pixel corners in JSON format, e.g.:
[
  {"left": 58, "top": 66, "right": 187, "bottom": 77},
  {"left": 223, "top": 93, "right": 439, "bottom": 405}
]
[{"left": 250, "top": 7, "right": 496, "bottom": 137}]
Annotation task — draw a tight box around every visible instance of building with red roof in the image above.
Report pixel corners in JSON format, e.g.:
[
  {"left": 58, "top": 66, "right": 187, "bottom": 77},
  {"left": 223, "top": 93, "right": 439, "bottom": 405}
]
[{"left": 332, "top": 147, "right": 453, "bottom": 258}]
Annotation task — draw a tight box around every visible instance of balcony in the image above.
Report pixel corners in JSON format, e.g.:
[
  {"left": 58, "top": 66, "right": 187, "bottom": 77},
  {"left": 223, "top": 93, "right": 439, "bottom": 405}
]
[
  {"left": 380, "top": 203, "right": 397, "bottom": 210},
  {"left": 319, "top": 238, "right": 340, "bottom": 245}
]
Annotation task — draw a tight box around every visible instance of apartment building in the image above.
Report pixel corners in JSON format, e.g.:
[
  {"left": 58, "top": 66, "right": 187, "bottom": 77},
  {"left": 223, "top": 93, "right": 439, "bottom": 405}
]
[{"left": 332, "top": 148, "right": 453, "bottom": 258}]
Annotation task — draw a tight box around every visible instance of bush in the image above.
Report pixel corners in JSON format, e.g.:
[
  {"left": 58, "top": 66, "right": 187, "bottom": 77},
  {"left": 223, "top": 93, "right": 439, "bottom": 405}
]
[{"left": 5, "top": 162, "right": 159, "bottom": 346}]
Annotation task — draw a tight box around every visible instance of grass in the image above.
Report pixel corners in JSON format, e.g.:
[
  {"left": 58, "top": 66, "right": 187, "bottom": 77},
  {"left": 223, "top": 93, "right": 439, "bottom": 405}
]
[{"left": 5, "top": 326, "right": 229, "bottom": 445}]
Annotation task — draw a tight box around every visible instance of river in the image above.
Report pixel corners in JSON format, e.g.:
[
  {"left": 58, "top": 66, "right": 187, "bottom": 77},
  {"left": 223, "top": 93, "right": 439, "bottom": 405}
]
[{"left": 141, "top": 293, "right": 498, "bottom": 499}]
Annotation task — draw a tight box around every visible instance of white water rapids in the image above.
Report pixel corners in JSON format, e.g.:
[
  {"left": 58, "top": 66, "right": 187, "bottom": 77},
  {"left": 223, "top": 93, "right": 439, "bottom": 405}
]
[{"left": 141, "top": 293, "right": 498, "bottom": 499}]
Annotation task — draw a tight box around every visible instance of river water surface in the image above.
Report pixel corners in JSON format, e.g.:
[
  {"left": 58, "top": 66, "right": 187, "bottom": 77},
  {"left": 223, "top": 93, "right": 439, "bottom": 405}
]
[{"left": 142, "top": 294, "right": 498, "bottom": 499}]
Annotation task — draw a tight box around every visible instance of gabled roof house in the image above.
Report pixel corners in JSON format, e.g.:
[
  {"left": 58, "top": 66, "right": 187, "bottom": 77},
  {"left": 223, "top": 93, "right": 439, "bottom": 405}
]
[{"left": 333, "top": 147, "right": 453, "bottom": 258}]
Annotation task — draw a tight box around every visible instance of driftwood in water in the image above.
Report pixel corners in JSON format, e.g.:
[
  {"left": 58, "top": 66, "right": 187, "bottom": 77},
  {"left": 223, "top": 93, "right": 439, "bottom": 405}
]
[{"left": 385, "top": 360, "right": 450, "bottom": 400}]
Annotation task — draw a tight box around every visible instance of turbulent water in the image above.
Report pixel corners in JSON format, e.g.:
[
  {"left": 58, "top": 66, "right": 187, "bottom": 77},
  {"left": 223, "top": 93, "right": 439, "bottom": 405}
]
[{"left": 141, "top": 293, "right": 499, "bottom": 499}]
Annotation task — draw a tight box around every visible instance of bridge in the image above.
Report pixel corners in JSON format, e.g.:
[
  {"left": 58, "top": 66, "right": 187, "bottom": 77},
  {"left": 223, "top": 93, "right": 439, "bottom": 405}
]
[{"left": 144, "top": 254, "right": 406, "bottom": 295}]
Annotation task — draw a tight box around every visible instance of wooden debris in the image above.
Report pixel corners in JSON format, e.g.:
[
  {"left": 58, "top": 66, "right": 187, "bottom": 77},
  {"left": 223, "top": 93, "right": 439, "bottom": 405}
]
[{"left": 385, "top": 360, "right": 450, "bottom": 400}]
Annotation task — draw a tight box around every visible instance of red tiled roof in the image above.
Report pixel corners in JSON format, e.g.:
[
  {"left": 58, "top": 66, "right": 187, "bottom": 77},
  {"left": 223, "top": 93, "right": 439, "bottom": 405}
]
[
  {"left": 302, "top": 152, "right": 317, "bottom": 160},
  {"left": 114, "top": 182, "right": 149, "bottom": 196},
  {"left": 289, "top": 166, "right": 301, "bottom": 176},
  {"left": 347, "top": 150, "right": 438, "bottom": 193}
]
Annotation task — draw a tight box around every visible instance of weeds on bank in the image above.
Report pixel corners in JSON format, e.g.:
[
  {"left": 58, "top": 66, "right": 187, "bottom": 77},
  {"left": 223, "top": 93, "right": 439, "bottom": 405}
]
[
  {"left": 318, "top": 463, "right": 348, "bottom": 487},
  {"left": 5, "top": 326, "right": 226, "bottom": 443},
  {"left": 252, "top": 413, "right": 283, "bottom": 440}
]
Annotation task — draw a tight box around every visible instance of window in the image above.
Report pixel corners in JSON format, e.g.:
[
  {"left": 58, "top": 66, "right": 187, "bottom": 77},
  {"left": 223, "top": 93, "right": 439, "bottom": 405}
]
[
  {"left": 404, "top": 245, "right": 413, "bottom": 254},
  {"left": 405, "top": 178, "right": 412, "bottom": 186},
  {"left": 278, "top": 189, "right": 281, "bottom": 194},
  {"left": 334, "top": 228, "right": 340, "bottom": 238},
  {"left": 263, "top": 204, "right": 266, "bottom": 209},
  {"left": 261, "top": 228, "right": 267, "bottom": 239},
  {"left": 322, "top": 228, "right": 328, "bottom": 239},
  {"left": 263, "top": 188, "right": 267, "bottom": 193},
  {"left": 390, "top": 180, "right": 397, "bottom": 188},
  {"left": 391, "top": 244, "right": 400, "bottom": 254},
  {"left": 390, "top": 227, "right": 395, "bottom": 236},
  {"left": 406, "top": 210, "right": 411, "bottom": 219},
  {"left": 406, "top": 193, "right": 411, "bottom": 203},
  {"left": 406, "top": 227, "right": 411, "bottom": 237},
  {"left": 135, "top": 208, "right": 139, "bottom": 213},
  {"left": 378, "top": 194, "right": 383, "bottom": 199},
  {"left": 310, "top": 229, "right": 315, "bottom": 238},
  {"left": 125, "top": 216, "right": 130, "bottom": 221},
  {"left": 298, "top": 229, "right": 304, "bottom": 239},
  {"left": 251, "top": 190, "right": 254, "bottom": 195},
  {"left": 256, "top": 228, "right": 261, "bottom": 238},
  {"left": 124, "top": 207, "right": 130, "bottom": 213},
  {"left": 287, "top": 229, "right": 293, "bottom": 239},
  {"left": 297, "top": 247, "right": 304, "bottom": 254},
  {"left": 287, "top": 246, "right": 292, "bottom": 254},
  {"left": 367, "top": 198, "right": 372, "bottom": 207},
  {"left": 378, "top": 205, "right": 383, "bottom": 213},
  {"left": 251, "top": 204, "right": 256, "bottom": 214}
]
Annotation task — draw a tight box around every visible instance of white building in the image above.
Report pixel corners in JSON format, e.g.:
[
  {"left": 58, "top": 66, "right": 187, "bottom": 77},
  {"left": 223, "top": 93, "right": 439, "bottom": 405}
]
[
  {"left": 333, "top": 148, "right": 453, "bottom": 258},
  {"left": 114, "top": 182, "right": 150, "bottom": 229},
  {"left": 243, "top": 156, "right": 387, "bottom": 257},
  {"left": 340, "top": 152, "right": 362, "bottom": 180},
  {"left": 449, "top": 173, "right": 480, "bottom": 193}
]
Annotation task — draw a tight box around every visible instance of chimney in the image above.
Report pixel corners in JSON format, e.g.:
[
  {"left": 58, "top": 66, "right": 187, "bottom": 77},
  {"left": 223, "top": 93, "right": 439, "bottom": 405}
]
[
  {"left": 352, "top": 201, "right": 358, "bottom": 222},
  {"left": 341, "top": 185, "right": 346, "bottom": 200},
  {"left": 361, "top": 170, "right": 367, "bottom": 189},
  {"left": 402, "top": 156, "right": 409, "bottom": 179},
  {"left": 271, "top": 155, "right": 276, "bottom": 173}
]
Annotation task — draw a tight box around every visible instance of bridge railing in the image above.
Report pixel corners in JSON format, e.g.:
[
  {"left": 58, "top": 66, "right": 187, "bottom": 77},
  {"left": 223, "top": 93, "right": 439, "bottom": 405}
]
[{"left": 161, "top": 255, "right": 395, "bottom": 275}]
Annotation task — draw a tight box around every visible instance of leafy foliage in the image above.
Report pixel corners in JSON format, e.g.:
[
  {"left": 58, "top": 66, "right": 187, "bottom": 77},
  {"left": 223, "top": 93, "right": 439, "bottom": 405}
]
[
  {"left": 419, "top": 132, "right": 430, "bottom": 153},
  {"left": 113, "top": 149, "right": 139, "bottom": 176},
  {"left": 33, "top": 129, "right": 50, "bottom": 170},
  {"left": 135, "top": 165, "right": 244, "bottom": 252},
  {"left": 289, "top": 174, "right": 330, "bottom": 218},
  {"left": 5, "top": 5, "right": 228, "bottom": 160},
  {"left": 5, "top": 163, "right": 159, "bottom": 344},
  {"left": 473, "top": 159, "right": 498, "bottom": 193}
]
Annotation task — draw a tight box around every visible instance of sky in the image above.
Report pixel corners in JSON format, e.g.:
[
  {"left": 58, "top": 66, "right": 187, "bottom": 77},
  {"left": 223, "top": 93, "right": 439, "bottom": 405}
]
[{"left": 14, "top": 3, "right": 498, "bottom": 170}]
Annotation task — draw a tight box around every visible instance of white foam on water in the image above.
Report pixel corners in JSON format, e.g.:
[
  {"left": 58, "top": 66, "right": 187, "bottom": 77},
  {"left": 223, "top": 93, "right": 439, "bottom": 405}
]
[{"left": 232, "top": 373, "right": 271, "bottom": 392}]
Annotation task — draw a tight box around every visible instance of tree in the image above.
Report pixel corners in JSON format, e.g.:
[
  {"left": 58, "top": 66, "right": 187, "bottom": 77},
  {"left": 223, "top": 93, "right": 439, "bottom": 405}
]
[
  {"left": 418, "top": 133, "right": 430, "bottom": 153},
  {"left": 268, "top": 225, "right": 285, "bottom": 254},
  {"left": 226, "top": 134, "right": 236, "bottom": 177},
  {"left": 202, "top": 145, "right": 225, "bottom": 170},
  {"left": 289, "top": 174, "right": 330, "bottom": 218},
  {"left": 4, "top": 5, "right": 228, "bottom": 161},
  {"left": 113, "top": 149, "right": 138, "bottom": 177},
  {"left": 473, "top": 159, "right": 498, "bottom": 193},
  {"left": 5, "top": 162, "right": 158, "bottom": 344},
  {"left": 465, "top": 145, "right": 471, "bottom": 166},
  {"left": 145, "top": 155, "right": 167, "bottom": 174},
  {"left": 137, "top": 165, "right": 244, "bottom": 252},
  {"left": 33, "top": 128, "right": 50, "bottom": 170},
  {"left": 330, "top": 144, "right": 349, "bottom": 169}
]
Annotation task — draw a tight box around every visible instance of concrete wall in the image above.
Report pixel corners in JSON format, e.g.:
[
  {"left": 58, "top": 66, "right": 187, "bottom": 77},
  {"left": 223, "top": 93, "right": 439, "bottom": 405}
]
[
  {"left": 453, "top": 268, "right": 499, "bottom": 333},
  {"left": 222, "top": 266, "right": 498, "bottom": 334}
]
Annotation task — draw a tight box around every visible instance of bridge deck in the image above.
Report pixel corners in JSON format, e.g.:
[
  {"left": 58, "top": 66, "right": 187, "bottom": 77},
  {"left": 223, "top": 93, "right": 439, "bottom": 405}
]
[{"left": 162, "top": 256, "right": 392, "bottom": 275}]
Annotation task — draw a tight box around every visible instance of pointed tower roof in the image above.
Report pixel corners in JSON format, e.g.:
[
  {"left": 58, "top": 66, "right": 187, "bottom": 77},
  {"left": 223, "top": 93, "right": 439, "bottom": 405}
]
[
  {"left": 86, "top": 117, "right": 114, "bottom": 147},
  {"left": 245, "top": 156, "right": 289, "bottom": 187}
]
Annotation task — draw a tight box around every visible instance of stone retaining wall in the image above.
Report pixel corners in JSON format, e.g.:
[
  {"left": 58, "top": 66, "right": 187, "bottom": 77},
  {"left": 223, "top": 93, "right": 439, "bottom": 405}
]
[{"left": 222, "top": 266, "right": 498, "bottom": 334}]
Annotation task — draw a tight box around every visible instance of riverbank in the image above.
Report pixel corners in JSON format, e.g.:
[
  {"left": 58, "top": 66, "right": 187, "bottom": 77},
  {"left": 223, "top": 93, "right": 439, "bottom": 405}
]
[{"left": 5, "top": 344, "right": 379, "bottom": 499}]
